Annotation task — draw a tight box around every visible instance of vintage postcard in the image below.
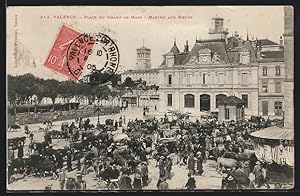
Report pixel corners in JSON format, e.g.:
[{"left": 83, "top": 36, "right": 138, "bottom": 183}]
[{"left": 6, "top": 6, "right": 294, "bottom": 191}]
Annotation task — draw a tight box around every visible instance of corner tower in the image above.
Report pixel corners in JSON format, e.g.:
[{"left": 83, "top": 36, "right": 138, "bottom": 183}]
[
  {"left": 136, "top": 44, "right": 151, "bottom": 70},
  {"left": 208, "top": 16, "right": 229, "bottom": 41}
]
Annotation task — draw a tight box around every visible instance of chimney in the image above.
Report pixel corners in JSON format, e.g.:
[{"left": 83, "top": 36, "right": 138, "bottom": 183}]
[
  {"left": 279, "top": 36, "right": 284, "bottom": 47},
  {"left": 184, "top": 40, "right": 189, "bottom": 52}
]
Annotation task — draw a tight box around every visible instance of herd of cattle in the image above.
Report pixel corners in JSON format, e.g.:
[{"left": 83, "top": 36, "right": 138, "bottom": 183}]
[{"left": 8, "top": 115, "right": 284, "bottom": 189}]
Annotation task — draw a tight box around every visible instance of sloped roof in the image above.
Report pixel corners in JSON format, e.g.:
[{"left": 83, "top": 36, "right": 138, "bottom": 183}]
[
  {"left": 170, "top": 43, "right": 180, "bottom": 54},
  {"left": 212, "top": 16, "right": 224, "bottom": 20},
  {"left": 175, "top": 52, "right": 189, "bottom": 65},
  {"left": 250, "top": 127, "right": 294, "bottom": 141},
  {"left": 182, "top": 40, "right": 230, "bottom": 64},
  {"left": 160, "top": 58, "right": 166, "bottom": 66},
  {"left": 219, "top": 95, "right": 245, "bottom": 106},
  {"left": 257, "top": 39, "right": 279, "bottom": 46},
  {"left": 137, "top": 46, "right": 150, "bottom": 50},
  {"left": 164, "top": 51, "right": 174, "bottom": 56},
  {"left": 160, "top": 52, "right": 188, "bottom": 66},
  {"left": 227, "top": 36, "right": 241, "bottom": 49},
  {"left": 260, "top": 50, "right": 284, "bottom": 59},
  {"left": 122, "top": 69, "right": 159, "bottom": 74},
  {"left": 243, "top": 41, "right": 258, "bottom": 62}
]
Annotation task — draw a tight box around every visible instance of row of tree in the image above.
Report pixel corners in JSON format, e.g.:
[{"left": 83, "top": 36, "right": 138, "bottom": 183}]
[{"left": 8, "top": 73, "right": 159, "bottom": 109}]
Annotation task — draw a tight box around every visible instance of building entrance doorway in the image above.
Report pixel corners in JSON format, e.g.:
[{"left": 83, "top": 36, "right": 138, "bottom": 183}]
[
  {"left": 200, "top": 94, "right": 210, "bottom": 111},
  {"left": 262, "top": 101, "right": 268, "bottom": 116}
]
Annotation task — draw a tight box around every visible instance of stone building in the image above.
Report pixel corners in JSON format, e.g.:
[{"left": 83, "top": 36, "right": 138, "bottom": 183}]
[
  {"left": 121, "top": 44, "right": 159, "bottom": 85},
  {"left": 158, "top": 17, "right": 259, "bottom": 116},
  {"left": 121, "top": 44, "right": 160, "bottom": 107},
  {"left": 121, "top": 69, "right": 159, "bottom": 85},
  {"left": 256, "top": 39, "right": 285, "bottom": 117},
  {"left": 121, "top": 16, "right": 286, "bottom": 118},
  {"left": 136, "top": 45, "right": 151, "bottom": 70}
]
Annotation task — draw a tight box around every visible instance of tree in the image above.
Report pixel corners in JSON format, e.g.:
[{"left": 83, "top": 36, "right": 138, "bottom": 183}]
[
  {"left": 7, "top": 75, "right": 17, "bottom": 105},
  {"left": 43, "top": 79, "right": 61, "bottom": 110},
  {"left": 90, "top": 85, "right": 112, "bottom": 105},
  {"left": 110, "top": 74, "right": 121, "bottom": 87},
  {"left": 60, "top": 80, "right": 77, "bottom": 110},
  {"left": 15, "top": 74, "right": 39, "bottom": 105},
  {"left": 122, "top": 77, "right": 136, "bottom": 88},
  {"left": 74, "top": 82, "right": 90, "bottom": 105},
  {"left": 7, "top": 75, "right": 18, "bottom": 114},
  {"left": 34, "top": 78, "right": 47, "bottom": 104}
]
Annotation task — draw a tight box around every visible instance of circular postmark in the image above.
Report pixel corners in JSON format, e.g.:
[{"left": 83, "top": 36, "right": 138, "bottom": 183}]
[{"left": 66, "top": 32, "right": 120, "bottom": 84}]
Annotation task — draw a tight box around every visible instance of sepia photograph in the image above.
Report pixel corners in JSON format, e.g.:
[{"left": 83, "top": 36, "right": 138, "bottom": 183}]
[{"left": 6, "top": 5, "right": 294, "bottom": 191}]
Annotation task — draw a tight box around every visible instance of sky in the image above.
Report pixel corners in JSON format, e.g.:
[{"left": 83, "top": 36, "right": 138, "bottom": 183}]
[{"left": 7, "top": 6, "right": 284, "bottom": 81}]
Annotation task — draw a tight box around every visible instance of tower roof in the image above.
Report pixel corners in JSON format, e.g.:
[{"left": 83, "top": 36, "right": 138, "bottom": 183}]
[
  {"left": 212, "top": 16, "right": 224, "bottom": 20},
  {"left": 219, "top": 95, "right": 245, "bottom": 107},
  {"left": 137, "top": 46, "right": 150, "bottom": 50}
]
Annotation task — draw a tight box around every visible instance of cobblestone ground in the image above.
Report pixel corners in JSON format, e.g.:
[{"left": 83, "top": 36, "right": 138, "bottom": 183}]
[{"left": 7, "top": 107, "right": 223, "bottom": 191}]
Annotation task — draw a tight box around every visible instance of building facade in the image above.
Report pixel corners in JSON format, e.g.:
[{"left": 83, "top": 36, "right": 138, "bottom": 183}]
[
  {"left": 121, "top": 45, "right": 159, "bottom": 85},
  {"left": 121, "top": 16, "right": 285, "bottom": 118},
  {"left": 158, "top": 17, "right": 259, "bottom": 116},
  {"left": 256, "top": 38, "right": 285, "bottom": 117},
  {"left": 121, "top": 69, "right": 159, "bottom": 85}
]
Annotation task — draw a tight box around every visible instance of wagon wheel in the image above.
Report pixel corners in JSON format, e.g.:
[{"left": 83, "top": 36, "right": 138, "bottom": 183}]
[{"left": 108, "top": 182, "right": 119, "bottom": 190}]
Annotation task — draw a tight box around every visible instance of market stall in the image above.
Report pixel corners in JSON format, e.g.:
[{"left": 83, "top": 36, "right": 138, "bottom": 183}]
[
  {"left": 250, "top": 126, "right": 294, "bottom": 188},
  {"left": 250, "top": 127, "right": 294, "bottom": 166}
]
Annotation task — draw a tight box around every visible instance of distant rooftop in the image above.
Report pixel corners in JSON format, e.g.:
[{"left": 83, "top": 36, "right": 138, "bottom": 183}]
[
  {"left": 257, "top": 39, "right": 280, "bottom": 46},
  {"left": 122, "top": 69, "right": 159, "bottom": 74},
  {"left": 137, "top": 46, "right": 150, "bottom": 50}
]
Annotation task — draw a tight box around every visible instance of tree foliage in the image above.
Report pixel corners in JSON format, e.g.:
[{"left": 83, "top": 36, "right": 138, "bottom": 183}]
[{"left": 7, "top": 74, "right": 159, "bottom": 106}]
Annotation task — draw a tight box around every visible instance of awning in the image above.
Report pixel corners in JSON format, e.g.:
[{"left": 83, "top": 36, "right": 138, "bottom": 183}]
[
  {"left": 121, "top": 94, "right": 137, "bottom": 98},
  {"left": 250, "top": 126, "right": 294, "bottom": 141}
]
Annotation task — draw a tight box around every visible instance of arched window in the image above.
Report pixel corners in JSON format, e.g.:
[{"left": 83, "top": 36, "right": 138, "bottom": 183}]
[
  {"left": 184, "top": 94, "right": 195, "bottom": 108},
  {"left": 200, "top": 94, "right": 210, "bottom": 111}
]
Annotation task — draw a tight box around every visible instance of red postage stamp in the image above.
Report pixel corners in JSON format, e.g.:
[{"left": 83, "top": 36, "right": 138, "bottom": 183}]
[{"left": 44, "top": 25, "right": 85, "bottom": 80}]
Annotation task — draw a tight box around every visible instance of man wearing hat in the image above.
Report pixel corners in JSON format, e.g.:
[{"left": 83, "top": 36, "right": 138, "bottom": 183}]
[
  {"left": 187, "top": 152, "right": 195, "bottom": 175},
  {"left": 185, "top": 173, "right": 196, "bottom": 190},
  {"left": 140, "top": 162, "right": 149, "bottom": 187},
  {"left": 76, "top": 174, "right": 86, "bottom": 190},
  {"left": 65, "top": 177, "right": 77, "bottom": 190},
  {"left": 111, "top": 164, "right": 120, "bottom": 180},
  {"left": 118, "top": 170, "right": 132, "bottom": 190},
  {"left": 158, "top": 156, "right": 166, "bottom": 179},
  {"left": 252, "top": 160, "right": 262, "bottom": 186},
  {"left": 66, "top": 151, "right": 72, "bottom": 172},
  {"left": 58, "top": 168, "right": 67, "bottom": 190},
  {"left": 132, "top": 173, "right": 142, "bottom": 190},
  {"left": 196, "top": 151, "right": 204, "bottom": 176},
  {"left": 165, "top": 156, "right": 172, "bottom": 180}
]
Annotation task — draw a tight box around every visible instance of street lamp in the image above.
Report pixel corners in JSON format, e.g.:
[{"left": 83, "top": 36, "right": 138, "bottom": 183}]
[{"left": 95, "top": 102, "right": 103, "bottom": 127}]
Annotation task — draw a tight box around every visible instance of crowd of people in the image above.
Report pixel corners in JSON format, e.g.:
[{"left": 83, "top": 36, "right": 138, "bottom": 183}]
[{"left": 8, "top": 108, "right": 275, "bottom": 190}]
